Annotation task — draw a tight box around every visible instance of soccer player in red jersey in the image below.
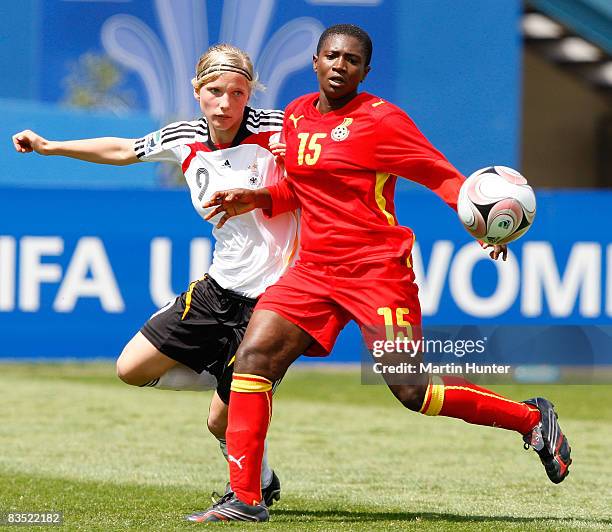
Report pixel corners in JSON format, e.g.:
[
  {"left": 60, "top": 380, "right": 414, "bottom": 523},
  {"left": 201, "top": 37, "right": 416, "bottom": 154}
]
[{"left": 190, "top": 25, "right": 572, "bottom": 523}]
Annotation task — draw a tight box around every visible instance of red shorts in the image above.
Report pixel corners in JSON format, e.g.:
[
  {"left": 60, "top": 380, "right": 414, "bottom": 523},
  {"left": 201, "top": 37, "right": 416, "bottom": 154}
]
[{"left": 255, "top": 258, "right": 422, "bottom": 356}]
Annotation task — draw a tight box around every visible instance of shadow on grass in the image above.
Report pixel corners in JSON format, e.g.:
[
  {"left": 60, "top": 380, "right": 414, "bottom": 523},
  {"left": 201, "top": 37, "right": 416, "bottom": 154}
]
[
  {"left": 273, "top": 508, "right": 612, "bottom": 526},
  {"left": 2, "top": 469, "right": 610, "bottom": 529}
]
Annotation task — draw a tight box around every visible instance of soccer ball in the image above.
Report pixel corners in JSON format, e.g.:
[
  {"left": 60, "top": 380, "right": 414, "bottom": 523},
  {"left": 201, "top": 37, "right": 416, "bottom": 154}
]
[{"left": 457, "top": 166, "right": 536, "bottom": 245}]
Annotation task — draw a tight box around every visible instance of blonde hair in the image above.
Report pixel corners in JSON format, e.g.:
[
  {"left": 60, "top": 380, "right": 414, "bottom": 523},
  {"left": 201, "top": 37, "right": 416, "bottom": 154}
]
[{"left": 192, "top": 44, "right": 261, "bottom": 92}]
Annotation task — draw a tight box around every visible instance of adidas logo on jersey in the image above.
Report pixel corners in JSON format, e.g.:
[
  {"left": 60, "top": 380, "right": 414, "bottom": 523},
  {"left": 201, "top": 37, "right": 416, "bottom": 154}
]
[{"left": 222, "top": 159, "right": 231, "bottom": 168}]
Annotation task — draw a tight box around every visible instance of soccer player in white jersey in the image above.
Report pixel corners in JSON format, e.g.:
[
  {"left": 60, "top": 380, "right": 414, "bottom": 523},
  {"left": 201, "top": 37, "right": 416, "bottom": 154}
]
[{"left": 12, "top": 43, "right": 299, "bottom": 508}]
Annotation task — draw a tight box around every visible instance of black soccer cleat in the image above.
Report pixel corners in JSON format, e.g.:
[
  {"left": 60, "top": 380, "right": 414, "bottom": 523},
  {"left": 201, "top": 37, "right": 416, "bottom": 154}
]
[
  {"left": 522, "top": 397, "right": 572, "bottom": 484},
  {"left": 262, "top": 470, "right": 281, "bottom": 507},
  {"left": 217, "top": 469, "right": 281, "bottom": 508},
  {"left": 185, "top": 492, "right": 269, "bottom": 523}
]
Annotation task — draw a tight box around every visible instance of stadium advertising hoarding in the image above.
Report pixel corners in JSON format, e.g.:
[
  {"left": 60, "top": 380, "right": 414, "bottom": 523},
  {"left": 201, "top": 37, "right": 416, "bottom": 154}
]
[
  {"left": 0, "top": 187, "right": 609, "bottom": 365},
  {"left": 1, "top": 0, "right": 520, "bottom": 185}
]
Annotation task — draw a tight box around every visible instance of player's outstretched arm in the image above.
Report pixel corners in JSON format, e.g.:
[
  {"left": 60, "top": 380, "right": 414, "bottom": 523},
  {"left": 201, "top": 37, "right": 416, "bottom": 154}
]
[
  {"left": 203, "top": 188, "right": 272, "bottom": 229},
  {"left": 12, "top": 130, "right": 139, "bottom": 166}
]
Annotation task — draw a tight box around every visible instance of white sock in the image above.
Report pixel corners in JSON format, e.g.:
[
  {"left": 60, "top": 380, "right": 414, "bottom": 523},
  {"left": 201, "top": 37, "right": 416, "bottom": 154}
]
[
  {"left": 218, "top": 437, "right": 229, "bottom": 461},
  {"left": 260, "top": 440, "right": 274, "bottom": 488},
  {"left": 218, "top": 438, "right": 273, "bottom": 488},
  {"left": 144, "top": 363, "right": 217, "bottom": 391}
]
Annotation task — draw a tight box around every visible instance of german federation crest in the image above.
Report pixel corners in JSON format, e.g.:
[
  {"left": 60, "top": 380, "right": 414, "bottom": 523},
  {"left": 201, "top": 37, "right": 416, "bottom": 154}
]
[{"left": 247, "top": 160, "right": 261, "bottom": 188}]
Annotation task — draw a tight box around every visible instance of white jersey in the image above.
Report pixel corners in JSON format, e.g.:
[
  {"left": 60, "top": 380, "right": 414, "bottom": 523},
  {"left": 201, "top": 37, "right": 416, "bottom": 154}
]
[{"left": 135, "top": 107, "right": 299, "bottom": 298}]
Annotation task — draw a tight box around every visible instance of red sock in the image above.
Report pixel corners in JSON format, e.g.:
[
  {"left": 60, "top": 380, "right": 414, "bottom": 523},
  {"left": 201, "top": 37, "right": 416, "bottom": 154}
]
[
  {"left": 419, "top": 376, "right": 540, "bottom": 434},
  {"left": 226, "top": 373, "right": 273, "bottom": 505}
]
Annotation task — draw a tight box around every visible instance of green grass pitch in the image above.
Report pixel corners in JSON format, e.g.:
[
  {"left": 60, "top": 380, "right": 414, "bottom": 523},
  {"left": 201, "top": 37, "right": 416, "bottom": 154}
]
[{"left": 1, "top": 363, "right": 611, "bottom": 531}]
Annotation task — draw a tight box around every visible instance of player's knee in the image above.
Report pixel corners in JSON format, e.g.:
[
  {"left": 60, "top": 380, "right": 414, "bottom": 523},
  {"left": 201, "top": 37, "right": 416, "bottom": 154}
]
[
  {"left": 116, "top": 359, "right": 136, "bottom": 385},
  {"left": 207, "top": 410, "right": 228, "bottom": 439},
  {"left": 394, "top": 384, "right": 427, "bottom": 412},
  {"left": 234, "top": 342, "right": 282, "bottom": 381},
  {"left": 116, "top": 350, "right": 144, "bottom": 386}
]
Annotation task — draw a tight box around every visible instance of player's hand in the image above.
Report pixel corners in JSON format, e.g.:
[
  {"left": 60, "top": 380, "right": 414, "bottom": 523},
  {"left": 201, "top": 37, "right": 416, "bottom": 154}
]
[
  {"left": 268, "top": 141, "right": 286, "bottom": 159},
  {"left": 203, "top": 188, "right": 259, "bottom": 228},
  {"left": 12, "top": 130, "right": 48, "bottom": 154},
  {"left": 479, "top": 241, "right": 508, "bottom": 261}
]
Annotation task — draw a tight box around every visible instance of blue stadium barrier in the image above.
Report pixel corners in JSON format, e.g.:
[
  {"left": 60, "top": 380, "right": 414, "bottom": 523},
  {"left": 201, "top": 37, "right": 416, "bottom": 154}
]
[{"left": 0, "top": 186, "right": 609, "bottom": 362}]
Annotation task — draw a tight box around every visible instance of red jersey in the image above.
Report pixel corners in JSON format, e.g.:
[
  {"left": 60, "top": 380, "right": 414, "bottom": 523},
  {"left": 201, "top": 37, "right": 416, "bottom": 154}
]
[{"left": 267, "top": 92, "right": 464, "bottom": 264}]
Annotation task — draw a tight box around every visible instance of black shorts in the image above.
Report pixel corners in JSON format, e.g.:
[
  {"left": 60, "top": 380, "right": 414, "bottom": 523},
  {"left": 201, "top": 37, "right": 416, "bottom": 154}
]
[{"left": 140, "top": 274, "right": 256, "bottom": 404}]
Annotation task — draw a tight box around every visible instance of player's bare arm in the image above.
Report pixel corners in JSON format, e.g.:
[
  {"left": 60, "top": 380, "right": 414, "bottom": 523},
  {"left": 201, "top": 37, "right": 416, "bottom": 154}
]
[
  {"left": 203, "top": 187, "right": 272, "bottom": 228},
  {"left": 12, "top": 129, "right": 138, "bottom": 165}
]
